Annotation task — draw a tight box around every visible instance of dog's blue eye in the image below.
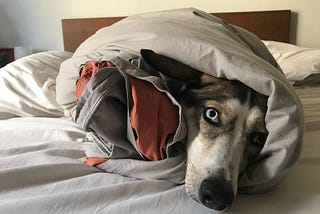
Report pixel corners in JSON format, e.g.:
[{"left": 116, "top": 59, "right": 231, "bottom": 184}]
[{"left": 204, "top": 108, "right": 220, "bottom": 125}]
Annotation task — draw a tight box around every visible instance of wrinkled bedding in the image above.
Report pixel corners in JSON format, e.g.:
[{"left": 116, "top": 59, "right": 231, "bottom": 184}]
[
  {"left": 0, "top": 86, "right": 318, "bottom": 213},
  {"left": 0, "top": 51, "right": 72, "bottom": 118},
  {"left": 0, "top": 8, "right": 312, "bottom": 214},
  {"left": 56, "top": 8, "right": 303, "bottom": 193},
  {"left": 0, "top": 117, "right": 208, "bottom": 213}
]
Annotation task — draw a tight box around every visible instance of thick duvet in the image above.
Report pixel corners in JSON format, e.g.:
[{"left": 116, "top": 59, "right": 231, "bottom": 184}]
[{"left": 57, "top": 8, "right": 303, "bottom": 193}]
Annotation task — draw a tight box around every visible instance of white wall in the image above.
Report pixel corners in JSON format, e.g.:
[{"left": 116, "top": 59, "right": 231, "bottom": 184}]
[{"left": 1, "top": 0, "right": 320, "bottom": 51}]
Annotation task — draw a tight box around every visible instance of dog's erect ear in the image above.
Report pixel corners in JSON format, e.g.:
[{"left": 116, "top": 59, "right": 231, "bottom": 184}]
[
  {"left": 140, "top": 49, "right": 202, "bottom": 97},
  {"left": 140, "top": 49, "right": 202, "bottom": 80}
]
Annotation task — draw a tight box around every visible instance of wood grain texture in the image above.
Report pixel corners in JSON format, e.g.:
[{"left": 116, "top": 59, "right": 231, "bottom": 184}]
[{"left": 62, "top": 10, "right": 291, "bottom": 52}]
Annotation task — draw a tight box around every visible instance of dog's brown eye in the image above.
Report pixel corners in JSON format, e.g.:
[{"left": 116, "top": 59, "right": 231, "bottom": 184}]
[
  {"left": 251, "top": 133, "right": 267, "bottom": 146},
  {"left": 204, "top": 108, "right": 220, "bottom": 125},
  {"left": 245, "top": 132, "right": 268, "bottom": 159}
]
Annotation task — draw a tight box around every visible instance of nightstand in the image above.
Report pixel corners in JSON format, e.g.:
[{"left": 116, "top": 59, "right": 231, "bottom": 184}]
[{"left": 0, "top": 48, "right": 14, "bottom": 68}]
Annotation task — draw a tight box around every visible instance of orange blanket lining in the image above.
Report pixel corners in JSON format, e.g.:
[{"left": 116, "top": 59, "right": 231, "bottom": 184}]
[{"left": 77, "top": 61, "right": 179, "bottom": 166}]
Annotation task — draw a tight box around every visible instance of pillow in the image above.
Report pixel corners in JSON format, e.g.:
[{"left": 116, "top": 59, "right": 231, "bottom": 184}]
[
  {"left": 263, "top": 41, "right": 320, "bottom": 86},
  {"left": 0, "top": 51, "right": 73, "bottom": 119},
  {"left": 56, "top": 55, "right": 92, "bottom": 118}
]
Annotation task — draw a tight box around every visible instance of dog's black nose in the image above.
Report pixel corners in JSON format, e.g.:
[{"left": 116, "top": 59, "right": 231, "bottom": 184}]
[{"left": 199, "top": 176, "right": 234, "bottom": 211}]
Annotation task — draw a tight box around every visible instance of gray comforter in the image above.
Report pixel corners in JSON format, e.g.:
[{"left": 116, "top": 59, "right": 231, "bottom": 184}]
[{"left": 56, "top": 8, "right": 303, "bottom": 193}]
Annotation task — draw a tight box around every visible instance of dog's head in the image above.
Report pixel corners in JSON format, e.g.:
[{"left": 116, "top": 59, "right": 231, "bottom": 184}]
[{"left": 141, "top": 49, "right": 268, "bottom": 211}]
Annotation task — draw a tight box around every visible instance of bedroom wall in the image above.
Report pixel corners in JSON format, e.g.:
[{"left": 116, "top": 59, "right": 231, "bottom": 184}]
[{"left": 0, "top": 0, "right": 320, "bottom": 51}]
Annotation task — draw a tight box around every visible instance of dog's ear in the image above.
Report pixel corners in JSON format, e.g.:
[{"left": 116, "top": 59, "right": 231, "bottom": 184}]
[
  {"left": 140, "top": 49, "right": 202, "bottom": 80},
  {"left": 140, "top": 49, "right": 202, "bottom": 97}
]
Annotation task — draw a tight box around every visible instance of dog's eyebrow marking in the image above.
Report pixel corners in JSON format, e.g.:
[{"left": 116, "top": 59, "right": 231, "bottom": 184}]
[{"left": 246, "top": 107, "right": 264, "bottom": 131}]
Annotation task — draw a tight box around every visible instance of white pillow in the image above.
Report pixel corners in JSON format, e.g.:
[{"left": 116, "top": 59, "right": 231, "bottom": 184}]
[
  {"left": 263, "top": 41, "right": 320, "bottom": 86},
  {"left": 0, "top": 51, "right": 73, "bottom": 118}
]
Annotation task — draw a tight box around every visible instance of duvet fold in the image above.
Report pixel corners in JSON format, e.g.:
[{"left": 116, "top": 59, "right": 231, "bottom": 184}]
[{"left": 57, "top": 8, "right": 304, "bottom": 193}]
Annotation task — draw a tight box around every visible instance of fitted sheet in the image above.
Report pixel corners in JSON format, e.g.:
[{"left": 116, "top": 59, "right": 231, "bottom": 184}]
[{"left": 0, "top": 86, "right": 319, "bottom": 213}]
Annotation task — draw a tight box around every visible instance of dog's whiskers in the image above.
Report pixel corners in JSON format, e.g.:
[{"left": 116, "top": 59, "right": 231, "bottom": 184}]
[
  {"left": 187, "top": 159, "right": 196, "bottom": 171},
  {"left": 185, "top": 159, "right": 199, "bottom": 200},
  {"left": 185, "top": 183, "right": 197, "bottom": 200},
  {"left": 186, "top": 160, "right": 197, "bottom": 176}
]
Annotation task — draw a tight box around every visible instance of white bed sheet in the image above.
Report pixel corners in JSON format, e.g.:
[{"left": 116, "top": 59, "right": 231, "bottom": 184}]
[
  {"left": 0, "top": 87, "right": 319, "bottom": 214},
  {"left": 0, "top": 117, "right": 209, "bottom": 213}
]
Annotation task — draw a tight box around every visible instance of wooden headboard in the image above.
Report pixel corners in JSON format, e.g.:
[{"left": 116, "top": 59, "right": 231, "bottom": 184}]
[{"left": 62, "top": 10, "right": 291, "bottom": 52}]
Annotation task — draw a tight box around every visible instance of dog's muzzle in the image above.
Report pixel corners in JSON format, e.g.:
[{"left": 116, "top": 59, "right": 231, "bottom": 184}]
[{"left": 199, "top": 175, "right": 234, "bottom": 211}]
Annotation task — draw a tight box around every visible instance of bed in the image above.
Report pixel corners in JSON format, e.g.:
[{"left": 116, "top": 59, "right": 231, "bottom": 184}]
[{"left": 1, "top": 9, "right": 319, "bottom": 214}]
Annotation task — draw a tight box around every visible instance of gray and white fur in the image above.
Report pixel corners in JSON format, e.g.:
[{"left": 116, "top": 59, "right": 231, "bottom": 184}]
[{"left": 141, "top": 49, "right": 268, "bottom": 211}]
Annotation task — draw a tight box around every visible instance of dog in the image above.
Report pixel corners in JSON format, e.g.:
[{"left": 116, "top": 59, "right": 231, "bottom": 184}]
[{"left": 141, "top": 49, "right": 268, "bottom": 211}]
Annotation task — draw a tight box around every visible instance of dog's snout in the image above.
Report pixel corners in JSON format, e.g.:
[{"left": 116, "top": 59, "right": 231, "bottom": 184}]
[{"left": 199, "top": 176, "right": 234, "bottom": 211}]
